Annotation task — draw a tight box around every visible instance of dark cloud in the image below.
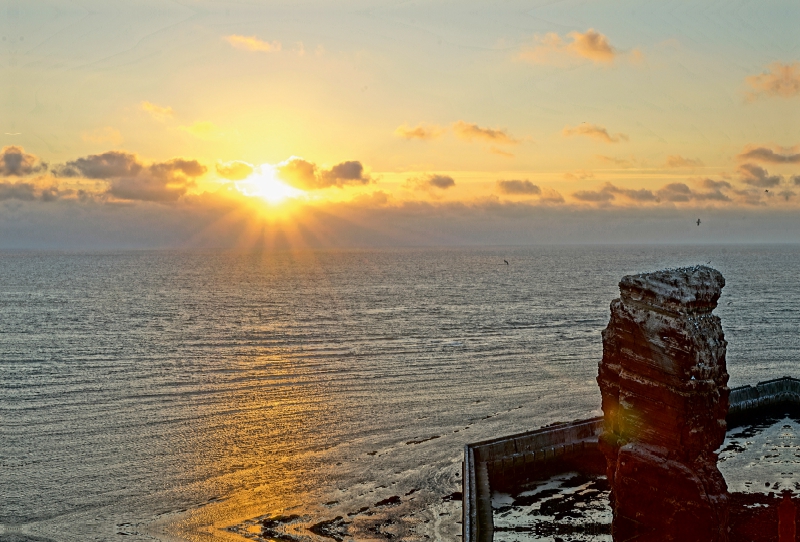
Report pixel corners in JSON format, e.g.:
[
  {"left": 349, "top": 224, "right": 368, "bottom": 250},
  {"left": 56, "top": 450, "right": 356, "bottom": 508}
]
[
  {"left": 699, "top": 179, "right": 732, "bottom": 190},
  {"left": 404, "top": 174, "right": 456, "bottom": 193},
  {"left": 425, "top": 174, "right": 455, "bottom": 189},
  {"left": 737, "top": 146, "right": 800, "bottom": 164},
  {"left": 572, "top": 183, "right": 656, "bottom": 203},
  {"left": 656, "top": 183, "right": 692, "bottom": 202},
  {"left": 497, "top": 179, "right": 541, "bottom": 195},
  {"left": 56, "top": 151, "right": 206, "bottom": 202},
  {"left": 738, "top": 163, "right": 783, "bottom": 188},
  {"left": 320, "top": 161, "right": 371, "bottom": 187},
  {"left": 572, "top": 180, "right": 733, "bottom": 205},
  {"left": 0, "top": 146, "right": 48, "bottom": 176},
  {"left": 0, "top": 181, "right": 37, "bottom": 200},
  {"left": 778, "top": 190, "right": 796, "bottom": 201},
  {"left": 57, "top": 151, "right": 143, "bottom": 179},
  {"left": 572, "top": 188, "right": 615, "bottom": 202},
  {"left": 792, "top": 175, "right": 800, "bottom": 186},
  {"left": 276, "top": 157, "right": 371, "bottom": 190}
]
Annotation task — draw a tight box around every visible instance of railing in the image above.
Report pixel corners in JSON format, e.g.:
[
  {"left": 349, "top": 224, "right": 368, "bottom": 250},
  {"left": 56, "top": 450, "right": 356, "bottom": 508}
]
[{"left": 463, "top": 376, "right": 800, "bottom": 542}]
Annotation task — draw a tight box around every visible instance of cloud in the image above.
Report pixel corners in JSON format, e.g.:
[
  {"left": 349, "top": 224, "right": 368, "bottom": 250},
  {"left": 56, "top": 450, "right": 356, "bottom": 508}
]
[
  {"left": 57, "top": 151, "right": 142, "bottom": 179},
  {"left": 738, "top": 163, "right": 783, "bottom": 188},
  {"left": 496, "top": 179, "right": 540, "bottom": 195},
  {"left": 519, "top": 29, "right": 620, "bottom": 65},
  {"left": 793, "top": 175, "right": 800, "bottom": 185},
  {"left": 745, "top": 62, "right": 800, "bottom": 100},
  {"left": 563, "top": 170, "right": 594, "bottom": 180},
  {"left": 405, "top": 174, "right": 456, "bottom": 192},
  {"left": 320, "top": 161, "right": 372, "bottom": 187},
  {"left": 572, "top": 188, "right": 615, "bottom": 203},
  {"left": 394, "top": 124, "right": 444, "bottom": 140},
  {"left": 81, "top": 127, "right": 124, "bottom": 145},
  {"left": 656, "top": 183, "right": 693, "bottom": 202},
  {"left": 453, "top": 121, "right": 519, "bottom": 145},
  {"left": 571, "top": 180, "right": 734, "bottom": 205},
  {"left": 563, "top": 123, "right": 628, "bottom": 144},
  {"left": 424, "top": 174, "right": 455, "bottom": 189},
  {"left": 276, "top": 157, "right": 372, "bottom": 190},
  {"left": 595, "top": 155, "right": 634, "bottom": 167},
  {"left": 225, "top": 35, "right": 281, "bottom": 52},
  {"left": 140, "top": 101, "right": 174, "bottom": 121},
  {"left": 55, "top": 151, "right": 206, "bottom": 202},
  {"left": 665, "top": 155, "right": 703, "bottom": 168},
  {"left": 0, "top": 146, "right": 48, "bottom": 176},
  {"left": 736, "top": 146, "right": 800, "bottom": 164},
  {"left": 216, "top": 160, "right": 254, "bottom": 180},
  {"left": 489, "top": 147, "right": 514, "bottom": 157},
  {"left": 0, "top": 181, "right": 37, "bottom": 200},
  {"left": 778, "top": 190, "right": 796, "bottom": 201},
  {"left": 573, "top": 182, "right": 657, "bottom": 203}
]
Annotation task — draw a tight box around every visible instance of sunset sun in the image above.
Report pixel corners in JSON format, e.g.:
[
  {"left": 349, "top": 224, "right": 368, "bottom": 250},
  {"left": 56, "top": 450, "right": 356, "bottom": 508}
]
[{"left": 235, "top": 166, "right": 305, "bottom": 204}]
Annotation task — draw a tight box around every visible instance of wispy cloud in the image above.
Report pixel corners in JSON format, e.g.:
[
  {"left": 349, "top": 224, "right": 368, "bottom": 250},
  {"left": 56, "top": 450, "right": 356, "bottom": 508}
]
[
  {"left": 665, "top": 155, "right": 703, "bottom": 168},
  {"left": 216, "top": 160, "right": 254, "bottom": 180},
  {"left": 453, "top": 121, "right": 519, "bottom": 145},
  {"left": 736, "top": 145, "right": 800, "bottom": 164},
  {"left": 394, "top": 124, "right": 445, "bottom": 140},
  {"left": 563, "top": 123, "right": 628, "bottom": 144},
  {"left": 496, "top": 179, "right": 540, "bottom": 196},
  {"left": 519, "top": 29, "right": 632, "bottom": 65},
  {"left": 225, "top": 35, "right": 282, "bottom": 52},
  {"left": 563, "top": 170, "right": 594, "bottom": 180},
  {"left": 746, "top": 62, "right": 800, "bottom": 100},
  {"left": 140, "top": 101, "right": 174, "bottom": 121}
]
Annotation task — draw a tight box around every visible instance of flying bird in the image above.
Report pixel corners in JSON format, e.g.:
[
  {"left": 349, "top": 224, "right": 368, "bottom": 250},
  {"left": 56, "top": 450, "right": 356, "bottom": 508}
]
[{"left": 696, "top": 219, "right": 701, "bottom": 226}]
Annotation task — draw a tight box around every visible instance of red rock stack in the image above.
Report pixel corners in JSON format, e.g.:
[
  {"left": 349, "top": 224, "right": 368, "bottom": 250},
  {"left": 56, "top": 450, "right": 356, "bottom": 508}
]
[{"left": 597, "top": 266, "right": 730, "bottom": 542}]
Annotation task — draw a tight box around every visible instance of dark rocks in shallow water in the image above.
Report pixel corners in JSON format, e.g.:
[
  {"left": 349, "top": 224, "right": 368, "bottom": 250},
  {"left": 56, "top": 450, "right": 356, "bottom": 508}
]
[
  {"left": 374, "top": 495, "right": 401, "bottom": 507},
  {"left": 597, "top": 266, "right": 730, "bottom": 542},
  {"left": 308, "top": 516, "right": 349, "bottom": 541}
]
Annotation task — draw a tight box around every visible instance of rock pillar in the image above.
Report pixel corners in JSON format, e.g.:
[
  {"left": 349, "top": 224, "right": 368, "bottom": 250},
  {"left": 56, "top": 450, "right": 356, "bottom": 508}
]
[{"left": 597, "top": 266, "right": 730, "bottom": 541}]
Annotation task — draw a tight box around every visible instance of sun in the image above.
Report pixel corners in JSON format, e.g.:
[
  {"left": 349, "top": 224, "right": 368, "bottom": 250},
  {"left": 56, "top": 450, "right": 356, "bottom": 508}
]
[{"left": 235, "top": 165, "right": 305, "bottom": 204}]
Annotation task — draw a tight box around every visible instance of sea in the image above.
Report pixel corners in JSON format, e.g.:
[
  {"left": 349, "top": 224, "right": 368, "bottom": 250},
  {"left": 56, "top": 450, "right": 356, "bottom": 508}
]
[{"left": 2, "top": 245, "right": 799, "bottom": 542}]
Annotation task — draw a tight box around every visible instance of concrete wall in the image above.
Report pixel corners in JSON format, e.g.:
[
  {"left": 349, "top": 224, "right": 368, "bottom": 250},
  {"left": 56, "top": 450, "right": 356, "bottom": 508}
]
[{"left": 463, "top": 376, "right": 800, "bottom": 542}]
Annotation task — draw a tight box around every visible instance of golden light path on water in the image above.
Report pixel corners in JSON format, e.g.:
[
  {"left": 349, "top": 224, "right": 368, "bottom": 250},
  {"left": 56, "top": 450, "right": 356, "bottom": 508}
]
[{"left": 143, "top": 352, "right": 345, "bottom": 542}]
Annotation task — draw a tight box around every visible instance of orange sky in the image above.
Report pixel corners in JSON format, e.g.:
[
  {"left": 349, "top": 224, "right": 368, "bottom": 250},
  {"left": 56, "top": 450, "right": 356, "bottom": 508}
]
[{"left": 1, "top": 1, "right": 799, "bottom": 248}]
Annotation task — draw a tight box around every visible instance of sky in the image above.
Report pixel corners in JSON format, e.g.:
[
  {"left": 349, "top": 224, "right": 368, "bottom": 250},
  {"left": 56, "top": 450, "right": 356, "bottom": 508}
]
[{"left": 1, "top": 0, "right": 799, "bottom": 249}]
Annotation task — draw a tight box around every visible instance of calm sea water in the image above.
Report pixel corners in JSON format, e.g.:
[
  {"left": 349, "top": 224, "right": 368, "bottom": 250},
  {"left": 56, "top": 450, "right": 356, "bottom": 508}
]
[{"left": 2, "top": 245, "right": 799, "bottom": 541}]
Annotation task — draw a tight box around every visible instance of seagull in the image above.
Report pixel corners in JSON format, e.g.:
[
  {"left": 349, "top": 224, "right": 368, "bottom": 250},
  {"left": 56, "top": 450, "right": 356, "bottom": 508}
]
[
  {"left": 696, "top": 218, "right": 701, "bottom": 226},
  {"left": 504, "top": 259, "right": 509, "bottom": 265}
]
